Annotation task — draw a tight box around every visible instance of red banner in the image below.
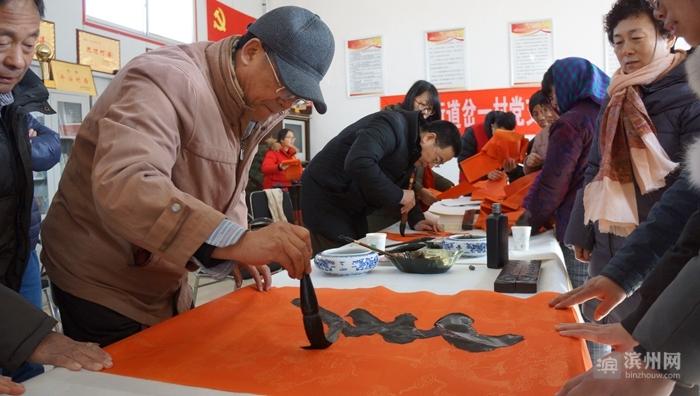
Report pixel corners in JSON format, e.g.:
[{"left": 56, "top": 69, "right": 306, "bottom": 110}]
[
  {"left": 206, "top": 0, "right": 256, "bottom": 41},
  {"left": 380, "top": 87, "right": 541, "bottom": 135}
]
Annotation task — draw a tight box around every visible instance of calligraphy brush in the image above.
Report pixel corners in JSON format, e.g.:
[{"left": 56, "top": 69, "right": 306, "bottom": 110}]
[
  {"left": 300, "top": 274, "right": 332, "bottom": 350},
  {"left": 400, "top": 169, "right": 417, "bottom": 236},
  {"left": 338, "top": 235, "right": 400, "bottom": 258}
]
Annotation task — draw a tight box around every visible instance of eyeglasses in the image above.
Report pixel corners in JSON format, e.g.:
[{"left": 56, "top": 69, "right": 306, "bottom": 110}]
[
  {"left": 264, "top": 51, "right": 307, "bottom": 107},
  {"left": 432, "top": 146, "right": 445, "bottom": 168},
  {"left": 414, "top": 98, "right": 434, "bottom": 117}
]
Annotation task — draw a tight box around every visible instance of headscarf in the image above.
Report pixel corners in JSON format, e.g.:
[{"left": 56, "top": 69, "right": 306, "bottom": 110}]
[{"left": 549, "top": 57, "right": 610, "bottom": 113}]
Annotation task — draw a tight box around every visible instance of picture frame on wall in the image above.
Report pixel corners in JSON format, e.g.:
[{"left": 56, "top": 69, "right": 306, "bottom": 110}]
[
  {"left": 282, "top": 118, "right": 309, "bottom": 162},
  {"left": 77, "top": 29, "right": 121, "bottom": 74}
]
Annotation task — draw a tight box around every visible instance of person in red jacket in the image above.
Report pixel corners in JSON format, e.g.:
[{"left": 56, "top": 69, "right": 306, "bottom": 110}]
[{"left": 262, "top": 128, "right": 301, "bottom": 189}]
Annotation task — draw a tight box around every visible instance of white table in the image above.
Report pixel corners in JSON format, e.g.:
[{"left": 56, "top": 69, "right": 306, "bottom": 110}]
[
  {"left": 23, "top": 369, "right": 243, "bottom": 396},
  {"left": 24, "top": 231, "right": 569, "bottom": 395},
  {"left": 277, "top": 230, "right": 569, "bottom": 297}
]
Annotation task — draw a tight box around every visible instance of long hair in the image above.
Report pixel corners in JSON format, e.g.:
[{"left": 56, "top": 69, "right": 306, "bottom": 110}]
[
  {"left": 401, "top": 80, "right": 441, "bottom": 122},
  {"left": 276, "top": 128, "right": 292, "bottom": 143}
]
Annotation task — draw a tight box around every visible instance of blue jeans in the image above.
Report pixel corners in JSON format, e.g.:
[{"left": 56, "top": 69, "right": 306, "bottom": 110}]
[{"left": 20, "top": 250, "right": 42, "bottom": 309}]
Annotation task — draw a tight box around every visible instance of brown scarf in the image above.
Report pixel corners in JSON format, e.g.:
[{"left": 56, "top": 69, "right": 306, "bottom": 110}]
[{"left": 583, "top": 51, "right": 686, "bottom": 237}]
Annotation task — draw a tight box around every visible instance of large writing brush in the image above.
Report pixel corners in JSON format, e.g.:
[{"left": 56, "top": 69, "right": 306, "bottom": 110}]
[{"left": 400, "top": 169, "right": 417, "bottom": 237}]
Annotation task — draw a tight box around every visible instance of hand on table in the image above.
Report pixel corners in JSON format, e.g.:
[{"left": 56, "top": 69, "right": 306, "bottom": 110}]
[
  {"left": 400, "top": 189, "right": 416, "bottom": 214},
  {"left": 549, "top": 275, "right": 627, "bottom": 321},
  {"left": 556, "top": 322, "right": 638, "bottom": 351},
  {"left": 414, "top": 218, "right": 442, "bottom": 232},
  {"left": 573, "top": 245, "right": 591, "bottom": 263},
  {"left": 28, "top": 332, "right": 112, "bottom": 371},
  {"left": 213, "top": 222, "right": 311, "bottom": 281},
  {"left": 556, "top": 352, "right": 675, "bottom": 396},
  {"left": 232, "top": 263, "right": 272, "bottom": 291},
  {"left": 0, "top": 376, "right": 24, "bottom": 395}
]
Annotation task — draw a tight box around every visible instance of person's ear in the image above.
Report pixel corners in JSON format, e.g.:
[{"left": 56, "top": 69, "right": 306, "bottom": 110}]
[
  {"left": 665, "top": 35, "right": 677, "bottom": 51},
  {"left": 421, "top": 131, "right": 437, "bottom": 145},
  {"left": 239, "top": 38, "right": 264, "bottom": 66}
]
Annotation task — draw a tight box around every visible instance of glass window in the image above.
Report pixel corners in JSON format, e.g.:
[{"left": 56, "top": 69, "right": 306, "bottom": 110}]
[{"left": 85, "top": 0, "right": 194, "bottom": 43}]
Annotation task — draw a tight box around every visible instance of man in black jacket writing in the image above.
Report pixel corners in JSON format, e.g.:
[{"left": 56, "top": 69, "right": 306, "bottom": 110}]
[{"left": 301, "top": 109, "right": 460, "bottom": 254}]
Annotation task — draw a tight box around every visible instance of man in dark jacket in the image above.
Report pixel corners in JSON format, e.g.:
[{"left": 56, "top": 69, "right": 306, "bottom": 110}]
[
  {"left": 0, "top": 0, "right": 111, "bottom": 389},
  {"left": 301, "top": 110, "right": 460, "bottom": 254}
]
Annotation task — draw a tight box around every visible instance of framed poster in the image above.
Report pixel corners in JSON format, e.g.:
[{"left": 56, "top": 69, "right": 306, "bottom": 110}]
[
  {"left": 51, "top": 60, "right": 97, "bottom": 96},
  {"left": 33, "top": 20, "right": 56, "bottom": 60},
  {"left": 345, "top": 36, "right": 384, "bottom": 96},
  {"left": 77, "top": 29, "right": 120, "bottom": 74},
  {"left": 425, "top": 28, "right": 466, "bottom": 90},
  {"left": 509, "top": 20, "right": 554, "bottom": 85},
  {"left": 282, "top": 118, "right": 309, "bottom": 162}
]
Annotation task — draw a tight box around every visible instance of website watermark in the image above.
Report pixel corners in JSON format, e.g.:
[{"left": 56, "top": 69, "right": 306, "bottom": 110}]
[{"left": 593, "top": 352, "right": 681, "bottom": 381}]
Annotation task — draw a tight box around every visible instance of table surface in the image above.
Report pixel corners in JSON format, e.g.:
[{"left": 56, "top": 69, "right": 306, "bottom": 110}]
[{"left": 24, "top": 231, "right": 569, "bottom": 396}]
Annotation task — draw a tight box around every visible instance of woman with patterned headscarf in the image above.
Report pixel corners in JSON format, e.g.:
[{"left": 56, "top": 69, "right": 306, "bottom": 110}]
[{"left": 519, "top": 57, "right": 610, "bottom": 291}]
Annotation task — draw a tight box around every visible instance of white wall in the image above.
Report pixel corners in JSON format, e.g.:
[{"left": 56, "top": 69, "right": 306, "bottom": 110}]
[
  {"left": 46, "top": 0, "right": 622, "bottom": 182},
  {"left": 266, "top": 0, "right": 618, "bottom": 182}
]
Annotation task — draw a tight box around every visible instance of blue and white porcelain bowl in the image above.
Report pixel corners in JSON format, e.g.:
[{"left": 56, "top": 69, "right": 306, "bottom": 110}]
[
  {"left": 314, "top": 247, "right": 379, "bottom": 275},
  {"left": 443, "top": 234, "right": 487, "bottom": 257}
]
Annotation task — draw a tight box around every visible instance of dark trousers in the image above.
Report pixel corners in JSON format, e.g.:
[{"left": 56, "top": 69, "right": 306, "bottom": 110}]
[{"left": 51, "top": 283, "right": 145, "bottom": 347}]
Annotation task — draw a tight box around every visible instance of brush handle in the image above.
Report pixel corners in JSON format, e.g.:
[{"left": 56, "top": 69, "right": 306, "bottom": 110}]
[
  {"left": 338, "top": 235, "right": 398, "bottom": 257},
  {"left": 400, "top": 170, "right": 417, "bottom": 236}
]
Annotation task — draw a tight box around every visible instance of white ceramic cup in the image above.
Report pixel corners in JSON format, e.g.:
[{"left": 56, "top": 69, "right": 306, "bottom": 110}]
[
  {"left": 511, "top": 226, "right": 532, "bottom": 251},
  {"left": 364, "top": 232, "right": 387, "bottom": 251}
]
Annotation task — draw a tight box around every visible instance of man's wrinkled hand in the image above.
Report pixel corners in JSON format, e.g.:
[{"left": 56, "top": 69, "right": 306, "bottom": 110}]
[
  {"left": 549, "top": 276, "right": 627, "bottom": 321},
  {"left": 232, "top": 263, "right": 272, "bottom": 291},
  {"left": 214, "top": 222, "right": 311, "bottom": 280},
  {"left": 28, "top": 332, "right": 113, "bottom": 371}
]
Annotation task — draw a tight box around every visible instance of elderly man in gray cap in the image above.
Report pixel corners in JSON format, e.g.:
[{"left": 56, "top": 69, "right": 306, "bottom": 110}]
[{"left": 40, "top": 6, "right": 335, "bottom": 346}]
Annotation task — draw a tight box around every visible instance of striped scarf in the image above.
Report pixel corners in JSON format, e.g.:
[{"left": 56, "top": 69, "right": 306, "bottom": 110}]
[{"left": 583, "top": 51, "right": 686, "bottom": 236}]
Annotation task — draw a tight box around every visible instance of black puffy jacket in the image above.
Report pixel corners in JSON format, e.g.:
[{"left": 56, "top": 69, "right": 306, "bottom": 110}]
[{"left": 0, "top": 71, "right": 54, "bottom": 291}]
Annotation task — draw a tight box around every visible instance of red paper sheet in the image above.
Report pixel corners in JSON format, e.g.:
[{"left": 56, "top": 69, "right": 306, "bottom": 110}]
[
  {"left": 481, "top": 130, "right": 529, "bottom": 163},
  {"left": 282, "top": 159, "right": 302, "bottom": 181},
  {"left": 460, "top": 152, "right": 502, "bottom": 183},
  {"left": 472, "top": 178, "right": 507, "bottom": 201},
  {"left": 104, "top": 287, "right": 590, "bottom": 396},
  {"left": 436, "top": 182, "right": 475, "bottom": 200}
]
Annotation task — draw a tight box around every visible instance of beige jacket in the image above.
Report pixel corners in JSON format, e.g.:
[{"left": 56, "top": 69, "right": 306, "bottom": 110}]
[{"left": 41, "top": 37, "right": 287, "bottom": 325}]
